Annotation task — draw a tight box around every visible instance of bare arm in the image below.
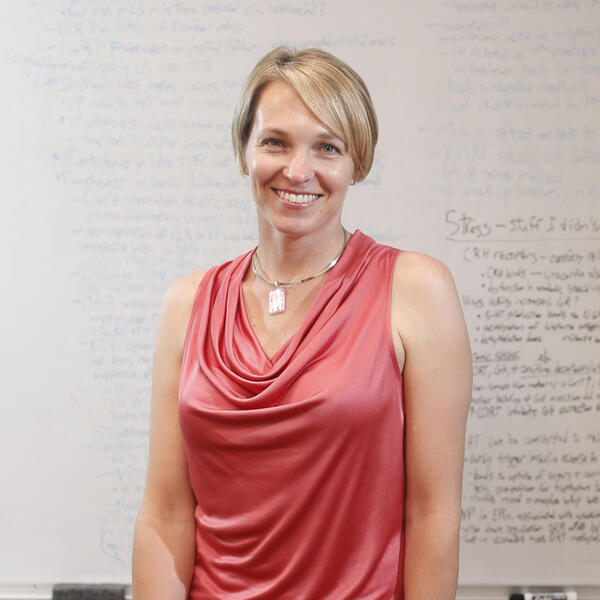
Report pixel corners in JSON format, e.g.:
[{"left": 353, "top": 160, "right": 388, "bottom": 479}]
[
  {"left": 392, "top": 252, "right": 472, "bottom": 599},
  {"left": 132, "top": 272, "right": 205, "bottom": 599}
]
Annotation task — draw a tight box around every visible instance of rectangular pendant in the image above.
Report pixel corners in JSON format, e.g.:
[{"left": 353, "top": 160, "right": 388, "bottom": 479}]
[{"left": 268, "top": 286, "right": 286, "bottom": 315}]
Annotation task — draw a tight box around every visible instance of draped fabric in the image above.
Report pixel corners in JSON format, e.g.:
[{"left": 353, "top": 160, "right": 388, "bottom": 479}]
[{"left": 179, "top": 230, "right": 405, "bottom": 599}]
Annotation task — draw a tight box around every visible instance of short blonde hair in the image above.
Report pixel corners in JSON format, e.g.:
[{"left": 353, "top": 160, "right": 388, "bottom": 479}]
[{"left": 232, "top": 47, "right": 378, "bottom": 182}]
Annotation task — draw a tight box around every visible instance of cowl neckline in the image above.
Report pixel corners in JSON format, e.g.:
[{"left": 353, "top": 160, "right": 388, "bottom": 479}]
[
  {"left": 198, "top": 229, "right": 376, "bottom": 409},
  {"left": 243, "top": 230, "right": 368, "bottom": 365}
]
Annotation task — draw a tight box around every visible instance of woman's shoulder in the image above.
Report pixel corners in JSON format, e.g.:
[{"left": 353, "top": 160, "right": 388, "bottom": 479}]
[
  {"left": 160, "top": 245, "right": 252, "bottom": 322},
  {"left": 393, "top": 250, "right": 456, "bottom": 294},
  {"left": 158, "top": 270, "right": 208, "bottom": 343},
  {"left": 164, "top": 269, "right": 207, "bottom": 310},
  {"left": 390, "top": 250, "right": 469, "bottom": 373},
  {"left": 391, "top": 250, "right": 463, "bottom": 333}
]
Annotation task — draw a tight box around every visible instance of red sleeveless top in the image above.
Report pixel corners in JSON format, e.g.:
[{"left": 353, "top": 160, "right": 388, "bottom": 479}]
[{"left": 179, "top": 230, "right": 405, "bottom": 599}]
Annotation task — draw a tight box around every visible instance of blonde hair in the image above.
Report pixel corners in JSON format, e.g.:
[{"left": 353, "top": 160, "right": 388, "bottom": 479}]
[{"left": 232, "top": 47, "right": 378, "bottom": 182}]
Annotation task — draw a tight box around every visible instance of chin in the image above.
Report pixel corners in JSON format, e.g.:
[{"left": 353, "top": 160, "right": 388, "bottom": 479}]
[{"left": 269, "top": 215, "right": 341, "bottom": 242}]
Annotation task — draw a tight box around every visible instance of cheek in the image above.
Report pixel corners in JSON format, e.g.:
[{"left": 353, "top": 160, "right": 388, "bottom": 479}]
[
  {"left": 247, "top": 153, "right": 280, "bottom": 184},
  {"left": 322, "top": 162, "right": 354, "bottom": 190},
  {"left": 326, "top": 154, "right": 355, "bottom": 179}
]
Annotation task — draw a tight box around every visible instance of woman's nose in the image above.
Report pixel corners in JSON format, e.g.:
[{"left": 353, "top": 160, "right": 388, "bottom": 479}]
[{"left": 283, "top": 150, "right": 314, "bottom": 183}]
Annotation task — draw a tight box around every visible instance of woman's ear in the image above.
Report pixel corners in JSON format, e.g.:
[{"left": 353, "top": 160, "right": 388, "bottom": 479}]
[{"left": 241, "top": 150, "right": 250, "bottom": 176}]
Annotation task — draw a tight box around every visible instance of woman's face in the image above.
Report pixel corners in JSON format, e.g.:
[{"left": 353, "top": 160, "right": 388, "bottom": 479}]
[{"left": 244, "top": 79, "right": 355, "bottom": 240}]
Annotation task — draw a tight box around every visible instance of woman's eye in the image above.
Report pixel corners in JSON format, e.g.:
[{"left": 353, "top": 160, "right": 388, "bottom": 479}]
[
  {"left": 263, "top": 138, "right": 283, "bottom": 148},
  {"left": 321, "top": 143, "right": 339, "bottom": 154}
]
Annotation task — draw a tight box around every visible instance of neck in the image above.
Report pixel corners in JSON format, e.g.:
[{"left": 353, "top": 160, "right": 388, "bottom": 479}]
[{"left": 255, "top": 223, "right": 348, "bottom": 283}]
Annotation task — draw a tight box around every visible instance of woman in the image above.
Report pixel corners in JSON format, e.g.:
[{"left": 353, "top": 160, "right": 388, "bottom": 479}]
[{"left": 132, "top": 47, "right": 472, "bottom": 599}]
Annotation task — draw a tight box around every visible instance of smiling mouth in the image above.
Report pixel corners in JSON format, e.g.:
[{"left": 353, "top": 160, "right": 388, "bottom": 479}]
[{"left": 273, "top": 188, "right": 322, "bottom": 204}]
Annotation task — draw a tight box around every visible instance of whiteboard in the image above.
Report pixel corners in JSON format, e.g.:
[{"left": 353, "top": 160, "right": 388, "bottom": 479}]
[{"left": 1, "top": 0, "right": 599, "bottom": 588}]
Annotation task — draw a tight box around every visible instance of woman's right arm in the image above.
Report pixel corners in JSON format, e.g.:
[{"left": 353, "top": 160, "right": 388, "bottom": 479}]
[{"left": 132, "top": 272, "right": 205, "bottom": 599}]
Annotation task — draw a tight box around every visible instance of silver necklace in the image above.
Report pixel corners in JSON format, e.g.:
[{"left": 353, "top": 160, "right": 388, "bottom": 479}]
[{"left": 252, "top": 229, "right": 349, "bottom": 315}]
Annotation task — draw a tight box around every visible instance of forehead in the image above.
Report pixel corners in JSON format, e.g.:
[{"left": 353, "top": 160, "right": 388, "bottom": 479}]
[{"left": 251, "top": 80, "right": 338, "bottom": 137}]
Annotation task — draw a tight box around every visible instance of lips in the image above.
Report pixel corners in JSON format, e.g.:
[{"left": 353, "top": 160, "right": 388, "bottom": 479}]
[{"left": 273, "top": 188, "right": 322, "bottom": 204}]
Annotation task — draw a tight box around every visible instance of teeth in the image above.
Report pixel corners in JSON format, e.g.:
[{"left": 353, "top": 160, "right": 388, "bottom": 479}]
[{"left": 275, "top": 189, "right": 319, "bottom": 204}]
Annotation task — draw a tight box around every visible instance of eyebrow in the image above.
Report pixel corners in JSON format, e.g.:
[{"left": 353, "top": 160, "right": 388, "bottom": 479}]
[{"left": 257, "top": 128, "right": 347, "bottom": 150}]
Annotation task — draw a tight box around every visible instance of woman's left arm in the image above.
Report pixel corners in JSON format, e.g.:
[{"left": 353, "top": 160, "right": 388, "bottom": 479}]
[{"left": 391, "top": 252, "right": 472, "bottom": 600}]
